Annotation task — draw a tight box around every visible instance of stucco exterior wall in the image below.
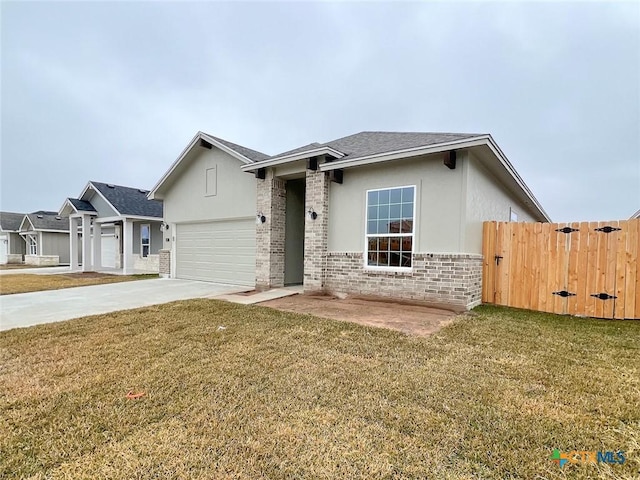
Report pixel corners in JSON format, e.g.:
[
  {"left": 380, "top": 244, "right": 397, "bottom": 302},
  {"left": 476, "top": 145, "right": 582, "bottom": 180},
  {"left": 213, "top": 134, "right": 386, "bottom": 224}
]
[
  {"left": 463, "top": 152, "right": 538, "bottom": 253},
  {"left": 41, "top": 232, "right": 70, "bottom": 264},
  {"left": 328, "top": 153, "right": 466, "bottom": 253},
  {"left": 160, "top": 147, "right": 257, "bottom": 251}
]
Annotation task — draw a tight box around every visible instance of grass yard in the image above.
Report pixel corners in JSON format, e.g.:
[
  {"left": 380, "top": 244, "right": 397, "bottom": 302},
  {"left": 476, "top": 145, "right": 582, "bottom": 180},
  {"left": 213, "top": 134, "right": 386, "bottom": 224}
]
[
  {"left": 1, "top": 303, "right": 638, "bottom": 479},
  {"left": 0, "top": 273, "right": 158, "bottom": 295}
]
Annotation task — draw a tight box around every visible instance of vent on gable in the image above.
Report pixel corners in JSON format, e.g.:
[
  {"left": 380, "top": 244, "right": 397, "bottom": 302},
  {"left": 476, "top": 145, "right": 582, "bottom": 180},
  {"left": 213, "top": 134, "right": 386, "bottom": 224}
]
[
  {"left": 107, "top": 184, "right": 115, "bottom": 188},
  {"left": 36, "top": 215, "right": 43, "bottom": 219},
  {"left": 55, "top": 216, "right": 62, "bottom": 220},
  {"left": 138, "top": 189, "right": 148, "bottom": 194}
]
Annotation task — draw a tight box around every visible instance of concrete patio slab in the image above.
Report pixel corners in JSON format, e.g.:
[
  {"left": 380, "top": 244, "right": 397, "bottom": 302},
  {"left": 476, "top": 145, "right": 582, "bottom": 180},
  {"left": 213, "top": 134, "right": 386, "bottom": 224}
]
[
  {"left": 213, "top": 285, "right": 303, "bottom": 305},
  {"left": 0, "top": 278, "right": 246, "bottom": 331}
]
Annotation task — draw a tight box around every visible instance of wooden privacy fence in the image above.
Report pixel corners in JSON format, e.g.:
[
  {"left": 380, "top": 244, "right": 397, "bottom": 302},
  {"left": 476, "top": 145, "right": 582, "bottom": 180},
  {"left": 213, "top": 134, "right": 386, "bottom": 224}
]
[{"left": 482, "top": 219, "right": 639, "bottom": 319}]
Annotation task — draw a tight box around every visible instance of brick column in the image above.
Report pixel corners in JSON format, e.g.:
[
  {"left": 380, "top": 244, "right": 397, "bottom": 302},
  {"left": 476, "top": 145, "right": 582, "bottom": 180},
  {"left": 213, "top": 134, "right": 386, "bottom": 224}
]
[
  {"left": 255, "top": 168, "right": 286, "bottom": 289},
  {"left": 159, "top": 249, "right": 171, "bottom": 277},
  {"left": 304, "top": 169, "right": 329, "bottom": 292}
]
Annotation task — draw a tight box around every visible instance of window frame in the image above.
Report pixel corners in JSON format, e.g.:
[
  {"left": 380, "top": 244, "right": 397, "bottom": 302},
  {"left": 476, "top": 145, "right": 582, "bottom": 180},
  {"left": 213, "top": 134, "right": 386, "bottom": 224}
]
[
  {"left": 363, "top": 184, "right": 416, "bottom": 272},
  {"left": 140, "top": 224, "right": 150, "bottom": 258},
  {"left": 27, "top": 234, "right": 37, "bottom": 255}
]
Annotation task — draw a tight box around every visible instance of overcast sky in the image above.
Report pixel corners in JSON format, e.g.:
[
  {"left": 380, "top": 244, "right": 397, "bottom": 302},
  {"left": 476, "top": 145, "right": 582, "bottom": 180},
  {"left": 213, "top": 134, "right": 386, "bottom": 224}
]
[{"left": 1, "top": 1, "right": 638, "bottom": 222}]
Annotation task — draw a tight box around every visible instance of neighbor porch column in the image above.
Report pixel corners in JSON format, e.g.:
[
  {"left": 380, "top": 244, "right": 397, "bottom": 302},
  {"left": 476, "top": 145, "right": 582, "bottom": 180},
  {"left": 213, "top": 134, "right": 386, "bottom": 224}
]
[
  {"left": 122, "top": 219, "right": 133, "bottom": 274},
  {"left": 304, "top": 169, "right": 329, "bottom": 292},
  {"left": 69, "top": 216, "right": 79, "bottom": 271},
  {"left": 255, "top": 168, "right": 286, "bottom": 289},
  {"left": 92, "top": 221, "right": 102, "bottom": 270},
  {"left": 81, "top": 214, "right": 92, "bottom": 272}
]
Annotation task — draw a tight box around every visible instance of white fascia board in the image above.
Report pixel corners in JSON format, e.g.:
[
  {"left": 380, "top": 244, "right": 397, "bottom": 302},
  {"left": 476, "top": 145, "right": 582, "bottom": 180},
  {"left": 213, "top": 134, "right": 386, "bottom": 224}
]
[
  {"left": 240, "top": 146, "right": 345, "bottom": 172},
  {"left": 483, "top": 136, "right": 551, "bottom": 222},
  {"left": 319, "top": 137, "right": 490, "bottom": 171},
  {"left": 96, "top": 215, "right": 162, "bottom": 223},
  {"left": 149, "top": 132, "right": 254, "bottom": 200},
  {"left": 18, "top": 216, "right": 35, "bottom": 232},
  {"left": 80, "top": 182, "right": 123, "bottom": 216},
  {"left": 631, "top": 208, "right": 640, "bottom": 219}
]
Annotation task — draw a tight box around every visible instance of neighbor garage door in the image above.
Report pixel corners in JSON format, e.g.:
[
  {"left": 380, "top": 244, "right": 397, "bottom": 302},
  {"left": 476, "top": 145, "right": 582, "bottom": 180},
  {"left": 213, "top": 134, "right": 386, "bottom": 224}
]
[{"left": 176, "top": 219, "right": 255, "bottom": 286}]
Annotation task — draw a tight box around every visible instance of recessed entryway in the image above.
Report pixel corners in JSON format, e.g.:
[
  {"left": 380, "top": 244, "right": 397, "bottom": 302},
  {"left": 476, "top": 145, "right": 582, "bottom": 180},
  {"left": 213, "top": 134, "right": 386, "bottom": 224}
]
[{"left": 284, "top": 178, "right": 305, "bottom": 286}]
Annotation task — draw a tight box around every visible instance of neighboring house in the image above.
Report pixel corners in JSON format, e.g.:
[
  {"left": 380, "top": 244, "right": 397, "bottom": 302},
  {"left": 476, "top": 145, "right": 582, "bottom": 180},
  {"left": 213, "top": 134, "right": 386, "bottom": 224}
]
[
  {"left": 19, "top": 211, "right": 70, "bottom": 266},
  {"left": 149, "top": 131, "right": 550, "bottom": 310},
  {"left": 0, "top": 211, "right": 27, "bottom": 264},
  {"left": 59, "top": 181, "right": 163, "bottom": 273},
  {"left": 631, "top": 209, "right": 640, "bottom": 219}
]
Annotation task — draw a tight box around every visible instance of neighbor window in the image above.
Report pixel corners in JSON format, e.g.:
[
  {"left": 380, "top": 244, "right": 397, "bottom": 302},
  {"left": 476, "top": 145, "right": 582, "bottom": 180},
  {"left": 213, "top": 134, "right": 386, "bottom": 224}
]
[
  {"left": 141, "top": 224, "right": 150, "bottom": 257},
  {"left": 510, "top": 208, "right": 518, "bottom": 222},
  {"left": 366, "top": 186, "right": 415, "bottom": 269},
  {"left": 27, "top": 234, "right": 37, "bottom": 255}
]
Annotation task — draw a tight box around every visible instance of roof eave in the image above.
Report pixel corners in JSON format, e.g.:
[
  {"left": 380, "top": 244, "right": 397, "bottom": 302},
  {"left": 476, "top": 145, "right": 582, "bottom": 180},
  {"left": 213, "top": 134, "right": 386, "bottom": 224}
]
[{"left": 241, "top": 146, "right": 345, "bottom": 172}]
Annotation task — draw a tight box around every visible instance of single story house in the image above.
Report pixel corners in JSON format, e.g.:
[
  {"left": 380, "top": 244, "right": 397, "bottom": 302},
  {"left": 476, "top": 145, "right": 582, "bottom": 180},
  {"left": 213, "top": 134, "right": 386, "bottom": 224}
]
[
  {"left": 59, "top": 181, "right": 163, "bottom": 273},
  {"left": 19, "top": 211, "right": 71, "bottom": 266},
  {"left": 149, "top": 131, "right": 550, "bottom": 310},
  {"left": 0, "top": 211, "right": 27, "bottom": 264}
]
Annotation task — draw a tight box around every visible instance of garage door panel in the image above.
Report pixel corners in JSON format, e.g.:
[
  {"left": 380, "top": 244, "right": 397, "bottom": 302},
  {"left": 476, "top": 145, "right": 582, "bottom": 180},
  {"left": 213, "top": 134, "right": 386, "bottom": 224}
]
[{"left": 176, "top": 219, "right": 255, "bottom": 286}]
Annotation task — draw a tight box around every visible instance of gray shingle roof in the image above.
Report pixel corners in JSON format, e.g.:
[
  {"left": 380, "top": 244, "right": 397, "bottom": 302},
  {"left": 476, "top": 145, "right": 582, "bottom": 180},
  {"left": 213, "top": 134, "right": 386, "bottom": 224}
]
[
  {"left": 204, "top": 133, "right": 270, "bottom": 162},
  {"left": 0, "top": 211, "right": 25, "bottom": 231},
  {"left": 68, "top": 198, "right": 97, "bottom": 212},
  {"left": 24, "top": 211, "right": 69, "bottom": 231},
  {"left": 269, "top": 131, "right": 484, "bottom": 161},
  {"left": 91, "top": 182, "right": 163, "bottom": 218}
]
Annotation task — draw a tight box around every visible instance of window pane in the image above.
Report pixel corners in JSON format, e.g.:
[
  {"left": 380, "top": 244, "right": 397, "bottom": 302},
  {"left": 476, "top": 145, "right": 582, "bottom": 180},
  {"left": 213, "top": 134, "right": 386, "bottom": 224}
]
[
  {"left": 402, "top": 203, "right": 413, "bottom": 219},
  {"left": 368, "top": 190, "right": 378, "bottom": 206},
  {"left": 389, "top": 252, "right": 401, "bottom": 267},
  {"left": 389, "top": 220, "right": 400, "bottom": 233},
  {"left": 379, "top": 237, "right": 389, "bottom": 251},
  {"left": 401, "top": 252, "right": 412, "bottom": 267},
  {"left": 378, "top": 189, "right": 389, "bottom": 204},
  {"left": 367, "top": 205, "right": 378, "bottom": 221},
  {"left": 379, "top": 204, "right": 389, "bottom": 219},
  {"left": 389, "top": 204, "right": 401, "bottom": 219},
  {"left": 367, "top": 220, "right": 377, "bottom": 234},
  {"left": 378, "top": 220, "right": 389, "bottom": 234},
  {"left": 378, "top": 251, "right": 389, "bottom": 266},
  {"left": 390, "top": 188, "right": 402, "bottom": 203},
  {"left": 390, "top": 237, "right": 400, "bottom": 251},
  {"left": 401, "top": 219, "right": 414, "bottom": 234},
  {"left": 402, "top": 187, "right": 414, "bottom": 203},
  {"left": 367, "top": 251, "right": 378, "bottom": 266},
  {"left": 142, "top": 245, "right": 149, "bottom": 257},
  {"left": 402, "top": 237, "right": 412, "bottom": 252},
  {"left": 368, "top": 237, "right": 378, "bottom": 251}
]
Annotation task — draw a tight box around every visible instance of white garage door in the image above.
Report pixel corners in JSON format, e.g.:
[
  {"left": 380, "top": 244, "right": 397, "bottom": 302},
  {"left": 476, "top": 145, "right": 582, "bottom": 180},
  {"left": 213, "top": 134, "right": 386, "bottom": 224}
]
[
  {"left": 0, "top": 235, "right": 7, "bottom": 264},
  {"left": 176, "top": 219, "right": 255, "bottom": 286},
  {"left": 101, "top": 234, "right": 117, "bottom": 268}
]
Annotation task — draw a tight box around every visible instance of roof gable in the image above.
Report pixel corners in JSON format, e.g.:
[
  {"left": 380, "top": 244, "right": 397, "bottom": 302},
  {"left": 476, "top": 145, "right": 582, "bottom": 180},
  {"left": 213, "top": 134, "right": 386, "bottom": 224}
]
[
  {"left": 21, "top": 211, "right": 69, "bottom": 232},
  {"left": 90, "top": 182, "right": 163, "bottom": 218}
]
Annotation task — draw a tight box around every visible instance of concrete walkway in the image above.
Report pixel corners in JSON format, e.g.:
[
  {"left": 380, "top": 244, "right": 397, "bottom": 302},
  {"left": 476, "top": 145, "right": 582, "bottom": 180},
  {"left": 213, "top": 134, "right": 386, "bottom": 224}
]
[
  {"left": 214, "top": 285, "right": 302, "bottom": 305},
  {"left": 0, "top": 278, "right": 247, "bottom": 331},
  {"left": 0, "top": 266, "right": 71, "bottom": 276}
]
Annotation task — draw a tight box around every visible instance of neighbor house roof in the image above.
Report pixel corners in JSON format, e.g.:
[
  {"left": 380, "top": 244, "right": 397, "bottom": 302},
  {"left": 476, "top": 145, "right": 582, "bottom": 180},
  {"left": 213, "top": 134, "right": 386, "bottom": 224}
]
[
  {"left": 631, "top": 209, "right": 640, "bottom": 220},
  {"left": 68, "top": 198, "right": 97, "bottom": 213},
  {"left": 0, "top": 211, "right": 26, "bottom": 232},
  {"left": 90, "top": 182, "right": 163, "bottom": 218},
  {"left": 21, "top": 211, "right": 69, "bottom": 232}
]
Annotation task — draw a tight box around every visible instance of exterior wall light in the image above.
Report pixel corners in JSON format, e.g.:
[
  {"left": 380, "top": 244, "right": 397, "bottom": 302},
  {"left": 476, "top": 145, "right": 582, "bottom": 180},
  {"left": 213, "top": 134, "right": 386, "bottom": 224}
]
[
  {"left": 256, "top": 213, "right": 266, "bottom": 224},
  {"left": 308, "top": 208, "right": 318, "bottom": 220}
]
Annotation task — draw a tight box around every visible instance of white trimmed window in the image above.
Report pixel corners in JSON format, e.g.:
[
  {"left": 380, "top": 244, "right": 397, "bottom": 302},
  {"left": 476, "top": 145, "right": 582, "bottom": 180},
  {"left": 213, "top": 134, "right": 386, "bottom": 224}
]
[
  {"left": 27, "top": 234, "right": 37, "bottom": 255},
  {"left": 141, "top": 224, "right": 150, "bottom": 257},
  {"left": 365, "top": 185, "right": 415, "bottom": 269}
]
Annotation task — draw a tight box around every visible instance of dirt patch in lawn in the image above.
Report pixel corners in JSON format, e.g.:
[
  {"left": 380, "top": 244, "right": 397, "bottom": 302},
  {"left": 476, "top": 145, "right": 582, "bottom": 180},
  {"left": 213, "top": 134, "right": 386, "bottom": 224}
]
[{"left": 260, "top": 294, "right": 458, "bottom": 336}]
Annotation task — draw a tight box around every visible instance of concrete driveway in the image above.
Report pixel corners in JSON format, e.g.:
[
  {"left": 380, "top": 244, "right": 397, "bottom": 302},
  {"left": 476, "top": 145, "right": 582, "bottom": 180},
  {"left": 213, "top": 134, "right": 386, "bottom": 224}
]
[{"left": 0, "top": 278, "right": 247, "bottom": 331}]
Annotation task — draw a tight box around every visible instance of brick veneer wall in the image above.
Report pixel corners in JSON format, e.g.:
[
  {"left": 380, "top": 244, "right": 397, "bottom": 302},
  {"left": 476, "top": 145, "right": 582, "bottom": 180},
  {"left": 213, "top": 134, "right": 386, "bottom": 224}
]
[
  {"left": 304, "top": 169, "right": 329, "bottom": 292},
  {"left": 324, "top": 252, "right": 483, "bottom": 310},
  {"left": 159, "top": 249, "right": 170, "bottom": 277},
  {"left": 256, "top": 169, "right": 286, "bottom": 289}
]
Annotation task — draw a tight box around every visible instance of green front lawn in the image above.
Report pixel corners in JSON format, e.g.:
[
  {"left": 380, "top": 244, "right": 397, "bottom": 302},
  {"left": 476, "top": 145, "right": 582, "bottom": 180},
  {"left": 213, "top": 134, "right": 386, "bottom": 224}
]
[{"left": 1, "top": 303, "right": 638, "bottom": 479}]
